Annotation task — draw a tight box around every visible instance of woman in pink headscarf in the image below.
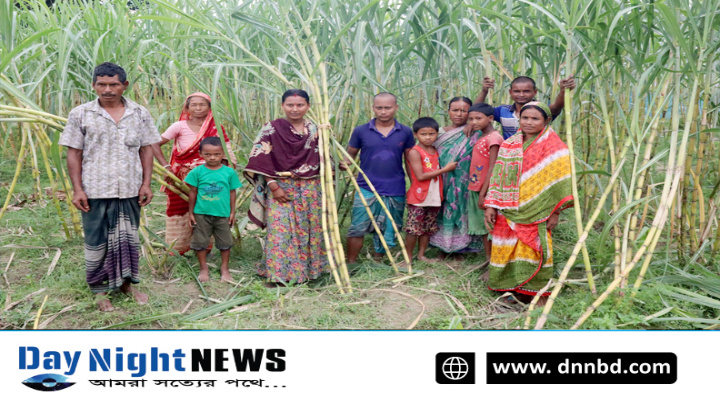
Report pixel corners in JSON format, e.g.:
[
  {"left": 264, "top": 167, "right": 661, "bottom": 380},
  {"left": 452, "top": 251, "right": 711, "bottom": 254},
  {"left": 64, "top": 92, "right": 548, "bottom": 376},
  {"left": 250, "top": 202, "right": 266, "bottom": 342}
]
[{"left": 152, "top": 92, "right": 237, "bottom": 255}]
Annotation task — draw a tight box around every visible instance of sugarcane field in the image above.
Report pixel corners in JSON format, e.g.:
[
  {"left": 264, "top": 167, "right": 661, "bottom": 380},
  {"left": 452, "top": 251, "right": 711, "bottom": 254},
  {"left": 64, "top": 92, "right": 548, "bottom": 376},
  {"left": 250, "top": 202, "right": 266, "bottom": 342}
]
[{"left": 1, "top": 0, "right": 719, "bottom": 331}]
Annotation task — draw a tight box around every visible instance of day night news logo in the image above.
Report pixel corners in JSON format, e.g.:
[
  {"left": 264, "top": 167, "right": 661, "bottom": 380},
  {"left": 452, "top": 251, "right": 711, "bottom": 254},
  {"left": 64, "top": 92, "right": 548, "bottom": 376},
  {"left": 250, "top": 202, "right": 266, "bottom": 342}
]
[{"left": 19, "top": 346, "right": 286, "bottom": 392}]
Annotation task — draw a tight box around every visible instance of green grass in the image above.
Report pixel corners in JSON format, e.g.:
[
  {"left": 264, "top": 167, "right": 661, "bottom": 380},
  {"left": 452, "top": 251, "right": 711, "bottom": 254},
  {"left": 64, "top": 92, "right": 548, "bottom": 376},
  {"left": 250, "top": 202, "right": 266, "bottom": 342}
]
[{"left": 1, "top": 155, "right": 714, "bottom": 330}]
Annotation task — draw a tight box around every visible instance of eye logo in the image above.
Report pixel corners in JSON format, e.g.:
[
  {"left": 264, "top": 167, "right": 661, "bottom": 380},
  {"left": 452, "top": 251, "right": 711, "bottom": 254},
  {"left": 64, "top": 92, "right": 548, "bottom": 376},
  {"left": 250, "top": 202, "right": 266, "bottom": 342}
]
[{"left": 22, "top": 374, "right": 75, "bottom": 392}]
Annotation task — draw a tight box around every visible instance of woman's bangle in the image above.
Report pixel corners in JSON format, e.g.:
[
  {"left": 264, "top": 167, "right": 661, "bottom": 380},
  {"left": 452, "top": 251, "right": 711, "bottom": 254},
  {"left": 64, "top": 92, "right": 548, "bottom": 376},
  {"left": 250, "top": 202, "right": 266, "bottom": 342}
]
[{"left": 163, "top": 164, "right": 171, "bottom": 168}]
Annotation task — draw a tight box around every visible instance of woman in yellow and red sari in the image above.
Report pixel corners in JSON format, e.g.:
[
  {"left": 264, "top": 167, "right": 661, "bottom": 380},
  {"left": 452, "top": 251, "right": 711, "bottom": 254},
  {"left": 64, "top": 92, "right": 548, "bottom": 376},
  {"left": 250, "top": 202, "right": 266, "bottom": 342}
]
[
  {"left": 483, "top": 102, "right": 573, "bottom": 305},
  {"left": 152, "top": 92, "right": 237, "bottom": 255}
]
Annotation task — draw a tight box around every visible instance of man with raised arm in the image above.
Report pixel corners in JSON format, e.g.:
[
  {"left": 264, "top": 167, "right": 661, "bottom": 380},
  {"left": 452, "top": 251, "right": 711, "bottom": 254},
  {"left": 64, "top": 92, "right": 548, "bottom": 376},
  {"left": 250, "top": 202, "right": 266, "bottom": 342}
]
[{"left": 475, "top": 76, "right": 576, "bottom": 139}]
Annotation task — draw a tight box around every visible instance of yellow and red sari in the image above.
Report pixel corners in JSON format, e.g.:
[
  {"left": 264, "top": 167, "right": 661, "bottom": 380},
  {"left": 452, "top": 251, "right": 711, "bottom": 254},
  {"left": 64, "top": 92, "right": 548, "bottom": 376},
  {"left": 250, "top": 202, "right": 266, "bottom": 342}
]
[{"left": 484, "top": 125, "right": 573, "bottom": 296}]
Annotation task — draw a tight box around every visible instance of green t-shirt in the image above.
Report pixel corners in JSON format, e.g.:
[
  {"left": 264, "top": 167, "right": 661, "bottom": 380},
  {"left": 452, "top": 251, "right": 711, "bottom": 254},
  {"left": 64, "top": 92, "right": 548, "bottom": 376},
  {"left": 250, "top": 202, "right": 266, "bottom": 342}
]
[{"left": 185, "top": 164, "right": 242, "bottom": 217}]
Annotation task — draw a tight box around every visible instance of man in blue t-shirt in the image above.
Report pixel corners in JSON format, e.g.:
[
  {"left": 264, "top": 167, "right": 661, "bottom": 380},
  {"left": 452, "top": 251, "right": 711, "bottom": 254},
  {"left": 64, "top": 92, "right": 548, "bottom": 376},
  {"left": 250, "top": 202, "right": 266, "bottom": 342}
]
[
  {"left": 343, "top": 92, "right": 415, "bottom": 263},
  {"left": 474, "top": 76, "right": 576, "bottom": 139}
]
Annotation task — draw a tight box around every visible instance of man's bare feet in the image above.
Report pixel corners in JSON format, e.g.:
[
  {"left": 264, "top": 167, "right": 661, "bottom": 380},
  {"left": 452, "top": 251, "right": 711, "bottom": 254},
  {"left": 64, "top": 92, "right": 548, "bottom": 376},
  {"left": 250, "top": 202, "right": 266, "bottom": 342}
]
[
  {"left": 417, "top": 256, "right": 436, "bottom": 263},
  {"left": 479, "top": 270, "right": 489, "bottom": 282},
  {"left": 372, "top": 252, "right": 385, "bottom": 261},
  {"left": 220, "top": 266, "right": 233, "bottom": 282},
  {"left": 125, "top": 287, "right": 148, "bottom": 305},
  {"left": 133, "top": 289, "right": 149, "bottom": 305},
  {"left": 96, "top": 296, "right": 114, "bottom": 312},
  {"left": 198, "top": 267, "right": 210, "bottom": 282}
]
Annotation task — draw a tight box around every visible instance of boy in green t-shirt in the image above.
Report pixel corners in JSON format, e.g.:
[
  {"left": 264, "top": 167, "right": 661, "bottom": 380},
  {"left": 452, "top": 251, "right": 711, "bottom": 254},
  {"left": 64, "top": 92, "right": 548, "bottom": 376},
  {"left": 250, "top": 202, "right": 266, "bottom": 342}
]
[{"left": 185, "top": 137, "right": 242, "bottom": 282}]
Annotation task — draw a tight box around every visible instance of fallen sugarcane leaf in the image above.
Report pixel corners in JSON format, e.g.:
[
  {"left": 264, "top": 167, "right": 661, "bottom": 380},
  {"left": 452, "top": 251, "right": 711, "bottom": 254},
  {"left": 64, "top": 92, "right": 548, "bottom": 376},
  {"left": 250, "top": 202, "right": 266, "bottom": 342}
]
[
  {"left": 462, "top": 261, "right": 489, "bottom": 277},
  {"left": 389, "top": 271, "right": 424, "bottom": 284},
  {"left": 97, "top": 313, "right": 180, "bottom": 330},
  {"left": 3, "top": 251, "right": 15, "bottom": 287},
  {"left": 2, "top": 244, "right": 62, "bottom": 276},
  {"left": 227, "top": 302, "right": 263, "bottom": 313},
  {"left": 180, "top": 299, "right": 194, "bottom": 314},
  {"left": 38, "top": 305, "right": 75, "bottom": 330},
  {"left": 185, "top": 288, "right": 291, "bottom": 322},
  {"left": 153, "top": 278, "right": 182, "bottom": 284},
  {"left": 5, "top": 287, "right": 47, "bottom": 311},
  {"left": 199, "top": 295, "right": 223, "bottom": 304},
  {"left": 332, "top": 300, "right": 371, "bottom": 306},
  {"left": 275, "top": 323, "right": 310, "bottom": 329},
  {"left": 184, "top": 294, "right": 256, "bottom": 322}
]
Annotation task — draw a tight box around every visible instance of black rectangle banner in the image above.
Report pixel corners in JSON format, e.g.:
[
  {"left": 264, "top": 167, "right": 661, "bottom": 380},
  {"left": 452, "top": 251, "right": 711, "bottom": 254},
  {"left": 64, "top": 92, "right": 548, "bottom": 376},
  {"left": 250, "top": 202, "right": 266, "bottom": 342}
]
[{"left": 487, "top": 352, "right": 676, "bottom": 384}]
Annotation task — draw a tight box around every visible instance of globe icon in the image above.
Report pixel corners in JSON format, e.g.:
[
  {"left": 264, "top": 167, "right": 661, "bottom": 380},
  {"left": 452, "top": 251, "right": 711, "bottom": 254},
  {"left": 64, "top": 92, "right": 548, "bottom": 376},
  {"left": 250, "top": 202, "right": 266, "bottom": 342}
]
[{"left": 442, "top": 357, "right": 469, "bottom": 380}]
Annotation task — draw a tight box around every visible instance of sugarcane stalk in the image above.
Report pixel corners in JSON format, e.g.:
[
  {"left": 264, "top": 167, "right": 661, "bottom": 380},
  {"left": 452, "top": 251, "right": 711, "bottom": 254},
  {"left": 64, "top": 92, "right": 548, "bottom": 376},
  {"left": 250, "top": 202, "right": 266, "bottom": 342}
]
[
  {"left": 694, "top": 74, "right": 711, "bottom": 227},
  {"left": 314, "top": 96, "right": 346, "bottom": 295},
  {"left": 153, "top": 160, "right": 191, "bottom": 193},
  {"left": 0, "top": 110, "right": 64, "bottom": 131},
  {"left": 620, "top": 74, "right": 669, "bottom": 288},
  {"left": 562, "top": 33, "right": 595, "bottom": 293},
  {"left": 346, "top": 174, "right": 401, "bottom": 274},
  {"left": 281, "top": 8, "right": 351, "bottom": 291},
  {"left": 26, "top": 128, "right": 43, "bottom": 197},
  {"left": 152, "top": 174, "right": 188, "bottom": 202},
  {"left": 580, "top": 50, "right": 704, "bottom": 327},
  {"left": 235, "top": 187, "right": 253, "bottom": 210},
  {"left": 0, "top": 124, "right": 27, "bottom": 221},
  {"left": 534, "top": 157, "right": 626, "bottom": 330},
  {"left": 0, "top": 104, "right": 68, "bottom": 123},
  {"left": 158, "top": 239, "right": 177, "bottom": 269},
  {"left": 36, "top": 127, "right": 71, "bottom": 239},
  {"left": 628, "top": 77, "right": 671, "bottom": 242},
  {"left": 332, "top": 137, "right": 413, "bottom": 274},
  {"left": 523, "top": 278, "right": 554, "bottom": 329}
]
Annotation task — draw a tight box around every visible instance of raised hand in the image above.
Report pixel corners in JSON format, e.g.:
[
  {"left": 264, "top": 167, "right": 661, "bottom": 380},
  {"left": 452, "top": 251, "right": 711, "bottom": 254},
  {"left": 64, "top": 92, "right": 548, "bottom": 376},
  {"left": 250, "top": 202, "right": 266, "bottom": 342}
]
[{"left": 559, "top": 76, "right": 576, "bottom": 91}]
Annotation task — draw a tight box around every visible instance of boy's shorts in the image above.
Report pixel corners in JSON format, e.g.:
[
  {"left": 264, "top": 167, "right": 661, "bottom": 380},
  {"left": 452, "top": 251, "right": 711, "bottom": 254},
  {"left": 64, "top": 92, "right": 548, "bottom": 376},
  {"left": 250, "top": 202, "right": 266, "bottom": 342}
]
[
  {"left": 190, "top": 214, "right": 234, "bottom": 251},
  {"left": 404, "top": 204, "right": 440, "bottom": 236}
]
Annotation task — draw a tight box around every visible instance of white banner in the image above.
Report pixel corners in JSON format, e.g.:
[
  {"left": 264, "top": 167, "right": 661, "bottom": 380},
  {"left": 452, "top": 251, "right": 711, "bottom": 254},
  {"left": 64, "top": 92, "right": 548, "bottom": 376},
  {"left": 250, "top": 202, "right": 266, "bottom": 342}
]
[{"left": 0, "top": 331, "right": 715, "bottom": 404}]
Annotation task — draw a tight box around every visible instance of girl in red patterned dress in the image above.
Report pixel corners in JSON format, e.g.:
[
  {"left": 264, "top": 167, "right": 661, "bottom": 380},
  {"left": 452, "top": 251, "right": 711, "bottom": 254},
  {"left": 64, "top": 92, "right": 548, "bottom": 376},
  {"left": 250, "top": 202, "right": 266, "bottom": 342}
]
[
  {"left": 404, "top": 117, "right": 457, "bottom": 263},
  {"left": 467, "top": 103, "right": 504, "bottom": 275}
]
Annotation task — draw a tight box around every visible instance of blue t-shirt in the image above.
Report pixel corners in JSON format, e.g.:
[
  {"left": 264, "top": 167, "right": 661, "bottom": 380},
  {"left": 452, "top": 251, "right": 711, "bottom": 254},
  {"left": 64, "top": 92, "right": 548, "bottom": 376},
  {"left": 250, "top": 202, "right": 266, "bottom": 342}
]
[
  {"left": 348, "top": 119, "right": 415, "bottom": 196},
  {"left": 494, "top": 104, "right": 560, "bottom": 139}
]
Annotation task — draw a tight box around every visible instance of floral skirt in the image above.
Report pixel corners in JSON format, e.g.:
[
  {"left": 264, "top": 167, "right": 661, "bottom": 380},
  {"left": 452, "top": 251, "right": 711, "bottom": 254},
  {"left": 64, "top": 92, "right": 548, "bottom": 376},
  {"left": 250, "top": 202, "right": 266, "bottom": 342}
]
[{"left": 258, "top": 178, "right": 327, "bottom": 283}]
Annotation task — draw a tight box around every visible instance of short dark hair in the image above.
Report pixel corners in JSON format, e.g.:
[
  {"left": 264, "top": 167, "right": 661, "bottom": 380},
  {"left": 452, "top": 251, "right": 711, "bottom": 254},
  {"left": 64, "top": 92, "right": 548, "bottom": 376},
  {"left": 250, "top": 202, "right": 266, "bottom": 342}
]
[
  {"left": 373, "top": 92, "right": 397, "bottom": 104},
  {"left": 510, "top": 76, "right": 536, "bottom": 90},
  {"left": 186, "top": 95, "right": 211, "bottom": 109},
  {"left": 448, "top": 96, "right": 472, "bottom": 110},
  {"left": 93, "top": 62, "right": 127, "bottom": 84},
  {"left": 468, "top": 102, "right": 495, "bottom": 118},
  {"left": 412, "top": 117, "right": 439, "bottom": 133},
  {"left": 199, "top": 136, "right": 223, "bottom": 152},
  {"left": 282, "top": 89, "right": 310, "bottom": 103}
]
